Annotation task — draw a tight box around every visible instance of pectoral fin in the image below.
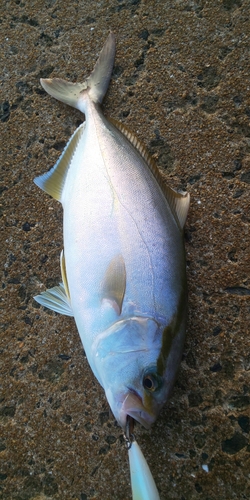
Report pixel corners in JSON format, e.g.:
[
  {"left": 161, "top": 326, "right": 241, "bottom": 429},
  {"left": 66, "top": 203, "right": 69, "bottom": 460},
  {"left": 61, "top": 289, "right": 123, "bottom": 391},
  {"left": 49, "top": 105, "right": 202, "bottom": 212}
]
[
  {"left": 100, "top": 255, "right": 126, "bottom": 315},
  {"left": 34, "top": 123, "right": 85, "bottom": 201}
]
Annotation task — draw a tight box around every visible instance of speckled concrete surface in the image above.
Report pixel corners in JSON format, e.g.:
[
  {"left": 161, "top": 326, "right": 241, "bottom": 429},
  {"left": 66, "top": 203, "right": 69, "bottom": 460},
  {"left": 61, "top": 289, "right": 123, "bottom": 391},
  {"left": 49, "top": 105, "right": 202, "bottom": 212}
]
[{"left": 1, "top": 1, "right": 250, "bottom": 499}]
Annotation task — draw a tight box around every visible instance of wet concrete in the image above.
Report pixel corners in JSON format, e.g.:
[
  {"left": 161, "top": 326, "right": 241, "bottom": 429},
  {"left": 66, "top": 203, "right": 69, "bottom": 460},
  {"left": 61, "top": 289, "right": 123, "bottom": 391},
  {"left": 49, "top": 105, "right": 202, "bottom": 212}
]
[{"left": 1, "top": 0, "right": 250, "bottom": 499}]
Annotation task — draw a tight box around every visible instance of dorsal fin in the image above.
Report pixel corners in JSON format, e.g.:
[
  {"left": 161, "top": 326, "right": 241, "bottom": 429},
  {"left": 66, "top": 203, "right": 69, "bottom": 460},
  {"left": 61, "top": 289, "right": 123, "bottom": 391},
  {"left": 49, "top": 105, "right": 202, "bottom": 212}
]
[
  {"left": 34, "top": 123, "right": 85, "bottom": 202},
  {"left": 163, "top": 185, "right": 190, "bottom": 230},
  {"left": 109, "top": 118, "right": 190, "bottom": 229},
  {"left": 100, "top": 255, "right": 126, "bottom": 315}
]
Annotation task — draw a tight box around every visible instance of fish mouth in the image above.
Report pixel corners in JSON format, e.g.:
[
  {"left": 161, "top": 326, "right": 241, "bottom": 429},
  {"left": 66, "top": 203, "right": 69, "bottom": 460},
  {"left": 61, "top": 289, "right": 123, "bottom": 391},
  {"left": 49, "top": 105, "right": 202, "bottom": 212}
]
[{"left": 119, "top": 390, "right": 156, "bottom": 430}]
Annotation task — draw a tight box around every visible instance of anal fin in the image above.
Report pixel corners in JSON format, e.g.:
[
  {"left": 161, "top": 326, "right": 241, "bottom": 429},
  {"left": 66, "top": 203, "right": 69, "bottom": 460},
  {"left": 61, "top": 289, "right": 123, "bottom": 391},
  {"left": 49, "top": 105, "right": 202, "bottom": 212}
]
[{"left": 34, "top": 123, "right": 85, "bottom": 202}]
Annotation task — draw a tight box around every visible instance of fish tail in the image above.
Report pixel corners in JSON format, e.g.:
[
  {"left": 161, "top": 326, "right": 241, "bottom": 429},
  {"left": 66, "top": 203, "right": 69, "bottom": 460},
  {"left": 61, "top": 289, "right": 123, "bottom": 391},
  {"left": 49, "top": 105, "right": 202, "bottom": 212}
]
[{"left": 40, "top": 32, "right": 116, "bottom": 112}]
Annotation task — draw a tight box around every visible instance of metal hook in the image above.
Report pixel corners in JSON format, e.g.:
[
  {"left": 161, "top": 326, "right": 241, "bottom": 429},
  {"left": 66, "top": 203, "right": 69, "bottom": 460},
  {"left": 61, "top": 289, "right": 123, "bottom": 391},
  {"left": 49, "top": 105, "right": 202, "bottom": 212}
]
[{"left": 124, "top": 415, "right": 135, "bottom": 450}]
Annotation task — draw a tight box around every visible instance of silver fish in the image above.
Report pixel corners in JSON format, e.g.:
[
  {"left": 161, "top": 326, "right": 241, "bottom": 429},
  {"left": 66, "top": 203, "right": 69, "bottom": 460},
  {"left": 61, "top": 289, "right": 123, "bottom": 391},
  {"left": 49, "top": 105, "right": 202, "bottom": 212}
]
[{"left": 34, "top": 33, "right": 190, "bottom": 499}]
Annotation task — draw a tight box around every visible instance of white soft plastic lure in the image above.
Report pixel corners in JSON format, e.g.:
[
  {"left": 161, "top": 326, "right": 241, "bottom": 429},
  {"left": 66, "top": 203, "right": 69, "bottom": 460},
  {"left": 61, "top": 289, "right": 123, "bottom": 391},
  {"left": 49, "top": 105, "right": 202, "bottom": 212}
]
[
  {"left": 129, "top": 440, "right": 160, "bottom": 500},
  {"left": 34, "top": 33, "right": 190, "bottom": 499}
]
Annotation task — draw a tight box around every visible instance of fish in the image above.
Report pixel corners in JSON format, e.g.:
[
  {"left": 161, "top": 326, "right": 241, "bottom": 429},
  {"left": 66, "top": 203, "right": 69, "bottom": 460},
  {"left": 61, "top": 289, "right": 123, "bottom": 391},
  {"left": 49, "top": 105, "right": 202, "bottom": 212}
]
[{"left": 34, "top": 33, "right": 190, "bottom": 499}]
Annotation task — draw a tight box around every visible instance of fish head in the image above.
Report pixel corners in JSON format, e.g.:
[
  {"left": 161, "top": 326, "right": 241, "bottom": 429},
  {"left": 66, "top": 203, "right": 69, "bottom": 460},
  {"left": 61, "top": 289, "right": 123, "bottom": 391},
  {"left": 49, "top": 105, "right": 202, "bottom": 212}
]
[{"left": 92, "top": 315, "right": 180, "bottom": 430}]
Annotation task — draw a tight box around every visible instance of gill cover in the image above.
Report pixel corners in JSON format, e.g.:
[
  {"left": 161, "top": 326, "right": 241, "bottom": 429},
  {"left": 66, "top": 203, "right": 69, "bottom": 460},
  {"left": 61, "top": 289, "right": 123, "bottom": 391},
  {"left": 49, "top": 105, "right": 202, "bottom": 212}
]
[{"left": 93, "top": 316, "right": 161, "bottom": 363}]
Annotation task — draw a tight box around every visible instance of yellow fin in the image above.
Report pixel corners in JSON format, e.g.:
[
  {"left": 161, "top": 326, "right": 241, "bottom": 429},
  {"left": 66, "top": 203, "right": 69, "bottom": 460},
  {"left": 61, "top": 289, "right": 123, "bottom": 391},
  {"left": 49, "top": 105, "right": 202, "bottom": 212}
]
[
  {"left": 34, "top": 123, "right": 85, "bottom": 201},
  {"left": 60, "top": 249, "right": 70, "bottom": 300},
  {"left": 101, "top": 255, "right": 126, "bottom": 315},
  {"left": 109, "top": 118, "right": 190, "bottom": 229},
  {"left": 163, "top": 185, "right": 190, "bottom": 230}
]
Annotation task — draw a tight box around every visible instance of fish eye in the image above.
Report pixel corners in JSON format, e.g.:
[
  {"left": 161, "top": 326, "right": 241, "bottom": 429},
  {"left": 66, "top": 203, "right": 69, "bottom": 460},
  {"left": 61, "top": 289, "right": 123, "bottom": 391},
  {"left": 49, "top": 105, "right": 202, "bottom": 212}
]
[{"left": 142, "top": 373, "right": 160, "bottom": 392}]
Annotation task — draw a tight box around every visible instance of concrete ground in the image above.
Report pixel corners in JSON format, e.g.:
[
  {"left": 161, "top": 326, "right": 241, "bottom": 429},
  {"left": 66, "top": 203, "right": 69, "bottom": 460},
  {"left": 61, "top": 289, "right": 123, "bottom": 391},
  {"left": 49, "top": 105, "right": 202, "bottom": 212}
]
[{"left": 1, "top": 0, "right": 249, "bottom": 499}]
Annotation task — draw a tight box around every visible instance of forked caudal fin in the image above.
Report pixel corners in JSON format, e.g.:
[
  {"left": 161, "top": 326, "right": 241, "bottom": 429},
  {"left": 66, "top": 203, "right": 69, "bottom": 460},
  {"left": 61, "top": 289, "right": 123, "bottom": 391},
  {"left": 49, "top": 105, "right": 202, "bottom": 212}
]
[{"left": 40, "top": 32, "right": 116, "bottom": 112}]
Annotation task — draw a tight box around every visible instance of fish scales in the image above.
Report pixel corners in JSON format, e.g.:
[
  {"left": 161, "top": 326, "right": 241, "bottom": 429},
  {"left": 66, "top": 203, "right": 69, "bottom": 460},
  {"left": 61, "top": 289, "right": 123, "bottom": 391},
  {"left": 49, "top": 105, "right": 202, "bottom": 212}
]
[{"left": 64, "top": 105, "right": 183, "bottom": 328}]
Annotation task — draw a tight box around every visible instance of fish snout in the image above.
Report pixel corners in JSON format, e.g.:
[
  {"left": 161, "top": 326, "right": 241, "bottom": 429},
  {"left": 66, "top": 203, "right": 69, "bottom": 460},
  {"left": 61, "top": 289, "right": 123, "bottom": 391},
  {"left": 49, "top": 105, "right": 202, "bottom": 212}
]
[{"left": 106, "top": 388, "right": 156, "bottom": 430}]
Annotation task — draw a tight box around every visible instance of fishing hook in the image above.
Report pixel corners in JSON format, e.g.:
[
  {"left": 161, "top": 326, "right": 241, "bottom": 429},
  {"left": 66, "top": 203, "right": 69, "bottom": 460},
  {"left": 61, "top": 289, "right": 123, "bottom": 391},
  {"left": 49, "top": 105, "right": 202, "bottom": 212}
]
[{"left": 124, "top": 415, "right": 135, "bottom": 450}]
